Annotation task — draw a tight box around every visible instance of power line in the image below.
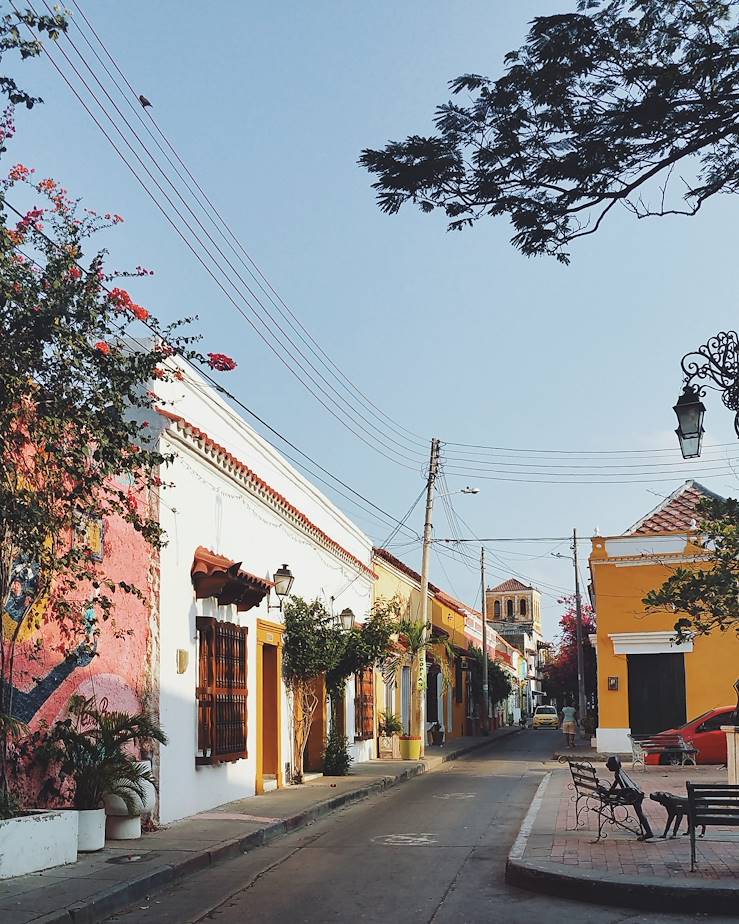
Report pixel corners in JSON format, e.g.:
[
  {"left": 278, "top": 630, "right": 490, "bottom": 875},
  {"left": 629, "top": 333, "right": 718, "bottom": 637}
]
[
  {"left": 20, "top": 2, "right": 424, "bottom": 472},
  {"left": 5, "top": 202, "right": 425, "bottom": 550},
  {"left": 67, "top": 0, "right": 429, "bottom": 455}
]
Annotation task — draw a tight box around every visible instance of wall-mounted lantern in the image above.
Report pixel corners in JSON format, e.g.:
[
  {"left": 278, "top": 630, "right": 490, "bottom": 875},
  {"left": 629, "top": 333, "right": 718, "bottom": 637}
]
[{"left": 269, "top": 563, "right": 294, "bottom": 611}]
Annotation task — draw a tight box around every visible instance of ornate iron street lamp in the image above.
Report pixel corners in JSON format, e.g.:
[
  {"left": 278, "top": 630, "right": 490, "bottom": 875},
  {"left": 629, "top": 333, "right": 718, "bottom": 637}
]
[
  {"left": 675, "top": 331, "right": 739, "bottom": 459},
  {"left": 336, "top": 607, "right": 355, "bottom": 632},
  {"left": 268, "top": 563, "right": 294, "bottom": 611}
]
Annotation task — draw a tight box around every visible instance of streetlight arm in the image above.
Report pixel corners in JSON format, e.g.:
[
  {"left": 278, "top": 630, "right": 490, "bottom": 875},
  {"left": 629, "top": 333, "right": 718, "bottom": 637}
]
[{"left": 680, "top": 331, "right": 739, "bottom": 438}]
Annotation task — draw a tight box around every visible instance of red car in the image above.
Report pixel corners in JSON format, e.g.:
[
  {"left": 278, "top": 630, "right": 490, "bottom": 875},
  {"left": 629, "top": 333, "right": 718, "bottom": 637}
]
[{"left": 646, "top": 706, "right": 737, "bottom": 765}]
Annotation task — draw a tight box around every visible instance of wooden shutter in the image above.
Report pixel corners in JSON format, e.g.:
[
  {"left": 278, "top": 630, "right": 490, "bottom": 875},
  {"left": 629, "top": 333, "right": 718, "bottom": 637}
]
[
  {"left": 196, "top": 617, "right": 248, "bottom": 765},
  {"left": 354, "top": 668, "right": 375, "bottom": 741}
]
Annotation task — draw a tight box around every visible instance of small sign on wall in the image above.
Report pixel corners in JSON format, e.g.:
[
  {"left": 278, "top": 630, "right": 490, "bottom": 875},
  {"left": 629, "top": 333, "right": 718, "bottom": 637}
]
[{"left": 607, "top": 676, "right": 619, "bottom": 691}]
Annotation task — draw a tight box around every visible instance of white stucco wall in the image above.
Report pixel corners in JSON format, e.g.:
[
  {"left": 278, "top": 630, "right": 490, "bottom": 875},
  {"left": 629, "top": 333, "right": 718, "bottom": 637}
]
[{"left": 153, "top": 367, "right": 374, "bottom": 824}]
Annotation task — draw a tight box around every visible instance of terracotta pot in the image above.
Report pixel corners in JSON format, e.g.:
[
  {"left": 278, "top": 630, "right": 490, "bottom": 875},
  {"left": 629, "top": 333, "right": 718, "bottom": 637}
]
[{"left": 399, "top": 735, "right": 422, "bottom": 760}]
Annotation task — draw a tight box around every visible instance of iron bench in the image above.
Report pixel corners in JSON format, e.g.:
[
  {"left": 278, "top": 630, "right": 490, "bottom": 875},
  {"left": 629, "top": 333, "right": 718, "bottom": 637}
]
[
  {"left": 567, "top": 757, "right": 653, "bottom": 841},
  {"left": 629, "top": 733, "right": 698, "bottom": 769},
  {"left": 686, "top": 782, "right": 739, "bottom": 871}
]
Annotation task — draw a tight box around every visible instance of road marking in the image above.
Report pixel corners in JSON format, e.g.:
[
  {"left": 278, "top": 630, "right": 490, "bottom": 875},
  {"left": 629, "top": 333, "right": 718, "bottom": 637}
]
[
  {"left": 432, "top": 792, "right": 476, "bottom": 800},
  {"left": 372, "top": 833, "right": 438, "bottom": 846},
  {"left": 508, "top": 771, "right": 551, "bottom": 860}
]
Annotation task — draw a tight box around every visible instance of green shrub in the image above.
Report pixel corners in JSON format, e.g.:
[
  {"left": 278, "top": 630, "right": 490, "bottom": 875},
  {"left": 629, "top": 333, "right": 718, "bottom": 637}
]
[{"left": 323, "top": 728, "right": 352, "bottom": 776}]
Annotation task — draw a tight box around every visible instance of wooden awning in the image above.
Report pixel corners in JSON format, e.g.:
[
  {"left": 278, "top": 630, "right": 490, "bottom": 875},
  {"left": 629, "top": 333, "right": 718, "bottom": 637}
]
[{"left": 191, "top": 546, "right": 273, "bottom": 612}]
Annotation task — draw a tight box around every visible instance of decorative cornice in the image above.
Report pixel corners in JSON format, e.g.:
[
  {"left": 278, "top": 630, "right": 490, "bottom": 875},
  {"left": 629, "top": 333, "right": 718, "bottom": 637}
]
[{"left": 159, "top": 409, "right": 376, "bottom": 580}]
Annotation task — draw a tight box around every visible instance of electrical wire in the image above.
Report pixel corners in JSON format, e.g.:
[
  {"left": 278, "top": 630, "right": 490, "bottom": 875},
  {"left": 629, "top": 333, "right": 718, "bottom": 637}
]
[
  {"left": 5, "top": 203, "right": 425, "bottom": 551},
  {"left": 19, "top": 1, "right": 425, "bottom": 472},
  {"left": 25, "top": 5, "right": 739, "bottom": 471},
  {"left": 67, "top": 0, "right": 430, "bottom": 455}
]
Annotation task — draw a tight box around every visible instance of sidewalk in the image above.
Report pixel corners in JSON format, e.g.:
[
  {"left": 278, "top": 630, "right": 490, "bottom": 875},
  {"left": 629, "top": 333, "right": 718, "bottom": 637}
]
[
  {"left": 2, "top": 728, "right": 518, "bottom": 924},
  {"left": 506, "top": 764, "right": 739, "bottom": 916}
]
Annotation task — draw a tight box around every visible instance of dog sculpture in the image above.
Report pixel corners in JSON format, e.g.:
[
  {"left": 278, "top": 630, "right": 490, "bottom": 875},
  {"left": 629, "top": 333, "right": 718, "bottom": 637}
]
[{"left": 649, "top": 791, "right": 705, "bottom": 838}]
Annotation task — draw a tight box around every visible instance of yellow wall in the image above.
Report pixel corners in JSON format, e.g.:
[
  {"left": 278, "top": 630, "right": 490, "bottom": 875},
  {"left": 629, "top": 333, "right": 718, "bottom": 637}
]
[
  {"left": 372, "top": 555, "right": 469, "bottom": 740},
  {"left": 371, "top": 556, "right": 425, "bottom": 726},
  {"left": 591, "top": 536, "right": 739, "bottom": 732}
]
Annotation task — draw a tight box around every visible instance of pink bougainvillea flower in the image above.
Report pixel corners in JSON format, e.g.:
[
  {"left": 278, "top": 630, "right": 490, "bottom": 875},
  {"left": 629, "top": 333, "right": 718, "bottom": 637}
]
[
  {"left": 68, "top": 265, "right": 82, "bottom": 280},
  {"left": 37, "top": 177, "right": 56, "bottom": 193},
  {"left": 207, "top": 352, "right": 237, "bottom": 371},
  {"left": 8, "top": 163, "right": 31, "bottom": 182},
  {"left": 131, "top": 303, "right": 149, "bottom": 321},
  {"left": 108, "top": 287, "right": 133, "bottom": 311},
  {"left": 94, "top": 341, "right": 111, "bottom": 355}
]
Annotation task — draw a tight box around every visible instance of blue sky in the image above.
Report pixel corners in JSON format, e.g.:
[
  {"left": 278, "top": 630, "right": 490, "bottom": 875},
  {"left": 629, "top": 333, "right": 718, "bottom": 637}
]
[{"left": 7, "top": 1, "right": 739, "bottom": 637}]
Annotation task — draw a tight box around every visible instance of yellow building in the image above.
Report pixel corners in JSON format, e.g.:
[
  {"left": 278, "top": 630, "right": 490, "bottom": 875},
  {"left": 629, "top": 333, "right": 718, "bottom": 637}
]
[
  {"left": 372, "top": 548, "right": 472, "bottom": 744},
  {"left": 590, "top": 481, "right": 739, "bottom": 753}
]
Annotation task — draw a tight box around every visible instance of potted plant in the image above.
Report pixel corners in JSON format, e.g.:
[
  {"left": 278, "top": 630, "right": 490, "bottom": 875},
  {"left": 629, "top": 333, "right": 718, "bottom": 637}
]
[
  {"left": 39, "top": 695, "right": 166, "bottom": 851},
  {"left": 378, "top": 712, "right": 402, "bottom": 759}
]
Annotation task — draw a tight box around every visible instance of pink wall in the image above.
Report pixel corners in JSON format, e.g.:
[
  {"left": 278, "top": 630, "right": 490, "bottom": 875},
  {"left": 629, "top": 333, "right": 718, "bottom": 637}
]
[{"left": 7, "top": 508, "right": 154, "bottom": 729}]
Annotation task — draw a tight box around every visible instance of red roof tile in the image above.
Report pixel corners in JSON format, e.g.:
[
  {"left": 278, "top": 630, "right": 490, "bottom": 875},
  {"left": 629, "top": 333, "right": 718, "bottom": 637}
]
[
  {"left": 626, "top": 480, "right": 723, "bottom": 535},
  {"left": 488, "top": 578, "right": 532, "bottom": 594},
  {"left": 158, "top": 409, "right": 376, "bottom": 578}
]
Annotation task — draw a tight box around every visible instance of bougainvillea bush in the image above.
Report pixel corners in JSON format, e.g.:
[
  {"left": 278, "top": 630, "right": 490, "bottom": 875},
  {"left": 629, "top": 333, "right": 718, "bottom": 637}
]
[{"left": 0, "top": 165, "right": 236, "bottom": 816}]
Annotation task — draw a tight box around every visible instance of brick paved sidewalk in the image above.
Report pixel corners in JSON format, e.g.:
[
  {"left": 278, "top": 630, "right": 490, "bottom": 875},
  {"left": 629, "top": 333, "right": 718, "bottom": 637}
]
[{"left": 507, "top": 764, "right": 739, "bottom": 915}]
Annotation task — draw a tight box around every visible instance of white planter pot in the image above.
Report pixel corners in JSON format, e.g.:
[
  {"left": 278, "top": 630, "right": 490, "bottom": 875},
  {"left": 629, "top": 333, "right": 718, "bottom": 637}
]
[
  {"left": 0, "top": 810, "right": 78, "bottom": 878},
  {"left": 77, "top": 808, "right": 106, "bottom": 852},
  {"left": 103, "top": 760, "right": 156, "bottom": 841}
]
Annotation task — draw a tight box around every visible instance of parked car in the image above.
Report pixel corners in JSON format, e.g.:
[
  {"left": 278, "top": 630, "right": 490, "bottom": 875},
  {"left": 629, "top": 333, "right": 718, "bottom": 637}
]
[
  {"left": 532, "top": 705, "right": 560, "bottom": 729},
  {"left": 646, "top": 706, "right": 737, "bottom": 765}
]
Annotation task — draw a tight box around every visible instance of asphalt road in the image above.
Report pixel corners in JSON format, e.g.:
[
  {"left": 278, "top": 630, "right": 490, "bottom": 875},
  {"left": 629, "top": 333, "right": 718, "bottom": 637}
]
[{"left": 105, "top": 730, "right": 733, "bottom": 924}]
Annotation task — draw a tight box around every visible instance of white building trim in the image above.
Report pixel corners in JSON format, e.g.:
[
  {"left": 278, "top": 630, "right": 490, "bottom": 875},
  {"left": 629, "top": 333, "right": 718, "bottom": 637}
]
[
  {"left": 608, "top": 631, "right": 693, "bottom": 655},
  {"left": 596, "top": 727, "right": 631, "bottom": 753}
]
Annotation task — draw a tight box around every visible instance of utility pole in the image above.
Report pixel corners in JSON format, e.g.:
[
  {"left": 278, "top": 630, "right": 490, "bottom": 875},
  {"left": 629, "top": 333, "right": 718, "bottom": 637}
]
[
  {"left": 572, "top": 528, "right": 588, "bottom": 736},
  {"left": 481, "top": 546, "right": 489, "bottom": 734},
  {"left": 417, "top": 437, "right": 441, "bottom": 758}
]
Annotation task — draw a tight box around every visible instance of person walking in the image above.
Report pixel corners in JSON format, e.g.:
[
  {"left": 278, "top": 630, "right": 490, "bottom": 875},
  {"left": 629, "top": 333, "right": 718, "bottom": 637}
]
[{"left": 561, "top": 700, "right": 578, "bottom": 748}]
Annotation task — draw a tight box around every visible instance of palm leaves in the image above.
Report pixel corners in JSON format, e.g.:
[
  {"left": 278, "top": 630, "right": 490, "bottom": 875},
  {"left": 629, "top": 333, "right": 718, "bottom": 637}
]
[{"left": 40, "top": 695, "right": 167, "bottom": 814}]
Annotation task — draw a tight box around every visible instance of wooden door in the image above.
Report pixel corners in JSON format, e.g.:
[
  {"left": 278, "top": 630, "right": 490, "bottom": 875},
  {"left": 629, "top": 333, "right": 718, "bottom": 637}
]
[{"left": 627, "top": 653, "right": 686, "bottom": 736}]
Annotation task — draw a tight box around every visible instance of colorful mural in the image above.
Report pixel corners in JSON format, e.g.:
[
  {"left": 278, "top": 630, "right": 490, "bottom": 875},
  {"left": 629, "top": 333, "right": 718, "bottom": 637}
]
[{"left": 3, "top": 509, "right": 154, "bottom": 728}]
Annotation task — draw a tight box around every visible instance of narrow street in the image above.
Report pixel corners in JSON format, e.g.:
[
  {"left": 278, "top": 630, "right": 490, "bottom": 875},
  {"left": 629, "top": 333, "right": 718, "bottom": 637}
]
[{"left": 104, "top": 732, "right": 730, "bottom": 924}]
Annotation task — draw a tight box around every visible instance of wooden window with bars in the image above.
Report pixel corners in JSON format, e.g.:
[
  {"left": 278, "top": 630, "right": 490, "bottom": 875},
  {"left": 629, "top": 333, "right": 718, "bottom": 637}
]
[
  {"left": 196, "top": 617, "right": 248, "bottom": 765},
  {"left": 353, "top": 667, "right": 374, "bottom": 741}
]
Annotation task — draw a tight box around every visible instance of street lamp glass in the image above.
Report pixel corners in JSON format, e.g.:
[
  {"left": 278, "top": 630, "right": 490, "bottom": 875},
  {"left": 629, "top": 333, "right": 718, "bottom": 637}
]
[
  {"left": 272, "top": 564, "right": 295, "bottom": 599},
  {"left": 339, "top": 608, "right": 355, "bottom": 632},
  {"left": 673, "top": 386, "right": 705, "bottom": 459}
]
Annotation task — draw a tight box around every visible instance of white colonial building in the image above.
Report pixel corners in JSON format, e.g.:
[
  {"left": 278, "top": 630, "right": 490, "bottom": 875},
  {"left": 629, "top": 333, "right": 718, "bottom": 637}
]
[{"left": 146, "top": 361, "right": 375, "bottom": 824}]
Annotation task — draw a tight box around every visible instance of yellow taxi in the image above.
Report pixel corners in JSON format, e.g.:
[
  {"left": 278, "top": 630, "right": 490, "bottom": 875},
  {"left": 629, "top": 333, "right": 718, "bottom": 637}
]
[{"left": 532, "top": 705, "right": 560, "bottom": 728}]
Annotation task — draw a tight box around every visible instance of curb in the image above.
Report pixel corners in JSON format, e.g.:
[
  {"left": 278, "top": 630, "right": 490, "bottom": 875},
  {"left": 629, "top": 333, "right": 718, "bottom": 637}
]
[
  {"left": 504, "top": 764, "right": 739, "bottom": 917},
  {"left": 41, "top": 728, "right": 519, "bottom": 924}
]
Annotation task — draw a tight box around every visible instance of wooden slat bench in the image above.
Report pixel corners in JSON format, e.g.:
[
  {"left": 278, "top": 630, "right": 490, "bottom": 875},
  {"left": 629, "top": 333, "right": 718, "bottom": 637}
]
[
  {"left": 686, "top": 783, "right": 739, "bottom": 871},
  {"left": 629, "top": 733, "right": 698, "bottom": 769}
]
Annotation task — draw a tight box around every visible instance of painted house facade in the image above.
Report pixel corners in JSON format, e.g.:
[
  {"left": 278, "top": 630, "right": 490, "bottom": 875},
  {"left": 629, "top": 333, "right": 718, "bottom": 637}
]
[
  {"left": 590, "top": 480, "right": 739, "bottom": 754},
  {"left": 148, "top": 363, "right": 376, "bottom": 823}
]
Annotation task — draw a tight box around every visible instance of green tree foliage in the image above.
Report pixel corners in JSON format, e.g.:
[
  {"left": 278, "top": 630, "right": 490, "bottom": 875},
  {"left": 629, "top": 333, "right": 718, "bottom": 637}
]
[
  {"left": 281, "top": 597, "right": 335, "bottom": 783},
  {"left": 644, "top": 496, "right": 739, "bottom": 639},
  {"left": 360, "top": 1, "right": 739, "bottom": 262},
  {"left": 466, "top": 645, "right": 514, "bottom": 710},
  {"left": 0, "top": 8, "right": 67, "bottom": 115},
  {"left": 282, "top": 597, "right": 396, "bottom": 779}
]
